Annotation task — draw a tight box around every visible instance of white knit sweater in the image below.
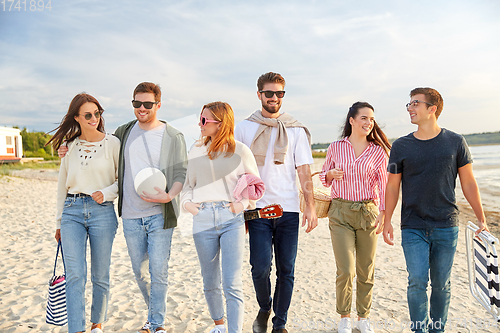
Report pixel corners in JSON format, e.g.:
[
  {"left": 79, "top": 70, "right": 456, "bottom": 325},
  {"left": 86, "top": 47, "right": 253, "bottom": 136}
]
[
  {"left": 56, "top": 134, "right": 120, "bottom": 228},
  {"left": 180, "top": 140, "right": 260, "bottom": 211}
]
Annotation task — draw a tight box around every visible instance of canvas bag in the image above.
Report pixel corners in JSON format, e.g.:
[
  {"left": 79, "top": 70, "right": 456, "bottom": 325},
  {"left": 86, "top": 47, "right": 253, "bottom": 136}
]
[{"left": 45, "top": 240, "right": 67, "bottom": 326}]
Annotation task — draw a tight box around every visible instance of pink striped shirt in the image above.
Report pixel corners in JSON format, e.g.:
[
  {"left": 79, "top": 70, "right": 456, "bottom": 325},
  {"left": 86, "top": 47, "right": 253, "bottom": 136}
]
[{"left": 319, "top": 137, "right": 388, "bottom": 210}]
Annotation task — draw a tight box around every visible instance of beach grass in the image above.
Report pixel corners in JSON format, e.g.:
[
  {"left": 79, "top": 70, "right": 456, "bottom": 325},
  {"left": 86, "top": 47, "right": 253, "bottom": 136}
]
[{"left": 0, "top": 161, "right": 60, "bottom": 176}]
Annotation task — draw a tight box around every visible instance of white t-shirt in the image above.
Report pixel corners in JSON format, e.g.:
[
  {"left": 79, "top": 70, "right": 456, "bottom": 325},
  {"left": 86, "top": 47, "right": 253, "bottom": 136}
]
[{"left": 235, "top": 119, "right": 313, "bottom": 212}]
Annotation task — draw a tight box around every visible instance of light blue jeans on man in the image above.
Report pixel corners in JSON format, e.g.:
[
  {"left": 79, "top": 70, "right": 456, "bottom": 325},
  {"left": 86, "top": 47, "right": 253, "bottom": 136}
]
[
  {"left": 193, "top": 201, "right": 245, "bottom": 333},
  {"left": 122, "top": 213, "right": 174, "bottom": 331},
  {"left": 401, "top": 227, "right": 459, "bottom": 333},
  {"left": 60, "top": 196, "right": 118, "bottom": 333}
]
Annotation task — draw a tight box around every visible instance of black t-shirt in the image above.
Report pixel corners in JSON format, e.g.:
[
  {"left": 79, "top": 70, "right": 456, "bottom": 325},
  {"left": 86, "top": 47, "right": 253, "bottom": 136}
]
[{"left": 388, "top": 128, "right": 473, "bottom": 229}]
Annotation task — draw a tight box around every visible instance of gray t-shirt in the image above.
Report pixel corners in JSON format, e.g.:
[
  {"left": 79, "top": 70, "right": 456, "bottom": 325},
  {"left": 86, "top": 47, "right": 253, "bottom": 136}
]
[
  {"left": 388, "top": 128, "right": 473, "bottom": 229},
  {"left": 122, "top": 122, "right": 165, "bottom": 219}
]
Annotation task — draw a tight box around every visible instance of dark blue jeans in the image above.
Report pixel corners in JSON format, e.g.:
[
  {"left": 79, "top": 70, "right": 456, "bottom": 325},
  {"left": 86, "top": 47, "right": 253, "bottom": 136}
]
[
  {"left": 401, "top": 227, "right": 459, "bottom": 333},
  {"left": 248, "top": 212, "right": 299, "bottom": 330}
]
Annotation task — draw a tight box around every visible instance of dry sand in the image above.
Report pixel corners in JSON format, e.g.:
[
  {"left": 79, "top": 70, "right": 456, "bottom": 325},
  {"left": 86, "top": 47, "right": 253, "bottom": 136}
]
[{"left": 0, "top": 168, "right": 499, "bottom": 332}]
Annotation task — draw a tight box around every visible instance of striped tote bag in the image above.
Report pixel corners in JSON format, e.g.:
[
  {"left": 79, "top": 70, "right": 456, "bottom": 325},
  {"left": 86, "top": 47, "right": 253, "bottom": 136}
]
[{"left": 46, "top": 240, "right": 67, "bottom": 326}]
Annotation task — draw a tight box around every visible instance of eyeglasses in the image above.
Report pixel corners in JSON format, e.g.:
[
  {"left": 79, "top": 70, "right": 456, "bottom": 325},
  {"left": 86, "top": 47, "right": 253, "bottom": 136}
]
[
  {"left": 259, "top": 90, "right": 286, "bottom": 98},
  {"left": 80, "top": 111, "right": 101, "bottom": 121},
  {"left": 406, "top": 100, "right": 433, "bottom": 109},
  {"left": 200, "top": 115, "right": 220, "bottom": 126},
  {"left": 132, "top": 100, "right": 159, "bottom": 109}
]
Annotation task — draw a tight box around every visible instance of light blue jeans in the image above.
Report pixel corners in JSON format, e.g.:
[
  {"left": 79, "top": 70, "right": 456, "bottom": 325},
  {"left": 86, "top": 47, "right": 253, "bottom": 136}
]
[
  {"left": 402, "top": 227, "right": 459, "bottom": 333},
  {"left": 122, "top": 213, "right": 173, "bottom": 331},
  {"left": 193, "top": 201, "right": 245, "bottom": 333},
  {"left": 60, "top": 196, "right": 118, "bottom": 333}
]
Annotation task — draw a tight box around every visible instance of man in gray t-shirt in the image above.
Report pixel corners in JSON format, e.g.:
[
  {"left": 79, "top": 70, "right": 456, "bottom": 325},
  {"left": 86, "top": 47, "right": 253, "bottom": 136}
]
[
  {"left": 114, "top": 82, "right": 187, "bottom": 333},
  {"left": 383, "top": 87, "right": 487, "bottom": 333}
]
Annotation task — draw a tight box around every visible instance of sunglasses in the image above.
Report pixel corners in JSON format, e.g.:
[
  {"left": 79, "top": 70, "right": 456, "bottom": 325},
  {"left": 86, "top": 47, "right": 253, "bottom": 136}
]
[
  {"left": 259, "top": 90, "right": 286, "bottom": 98},
  {"left": 200, "top": 115, "right": 220, "bottom": 126},
  {"left": 80, "top": 111, "right": 102, "bottom": 121},
  {"left": 132, "top": 100, "right": 159, "bottom": 109},
  {"left": 406, "top": 100, "right": 433, "bottom": 109}
]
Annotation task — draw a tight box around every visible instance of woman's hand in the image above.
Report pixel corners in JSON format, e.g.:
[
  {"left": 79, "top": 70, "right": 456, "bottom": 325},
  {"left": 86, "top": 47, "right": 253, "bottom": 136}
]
[
  {"left": 374, "top": 210, "right": 385, "bottom": 234},
  {"left": 91, "top": 191, "right": 104, "bottom": 204},
  {"left": 185, "top": 202, "right": 200, "bottom": 216},
  {"left": 55, "top": 229, "right": 61, "bottom": 242},
  {"left": 327, "top": 168, "right": 344, "bottom": 181},
  {"left": 228, "top": 202, "right": 245, "bottom": 214}
]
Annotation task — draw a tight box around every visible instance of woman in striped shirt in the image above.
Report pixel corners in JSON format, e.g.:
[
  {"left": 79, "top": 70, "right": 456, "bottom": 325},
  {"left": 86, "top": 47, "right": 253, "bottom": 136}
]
[{"left": 319, "top": 102, "right": 391, "bottom": 333}]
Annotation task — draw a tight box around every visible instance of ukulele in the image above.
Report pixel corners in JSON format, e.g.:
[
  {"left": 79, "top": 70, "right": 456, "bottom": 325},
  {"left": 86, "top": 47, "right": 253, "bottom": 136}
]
[{"left": 244, "top": 204, "right": 283, "bottom": 221}]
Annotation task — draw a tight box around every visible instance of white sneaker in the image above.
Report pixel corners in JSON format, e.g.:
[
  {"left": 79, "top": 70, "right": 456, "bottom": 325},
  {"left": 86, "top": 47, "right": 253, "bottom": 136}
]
[
  {"left": 137, "top": 321, "right": 152, "bottom": 333},
  {"left": 209, "top": 325, "right": 226, "bottom": 333},
  {"left": 90, "top": 328, "right": 103, "bottom": 333},
  {"left": 338, "top": 317, "right": 352, "bottom": 333},
  {"left": 356, "top": 318, "right": 375, "bottom": 333}
]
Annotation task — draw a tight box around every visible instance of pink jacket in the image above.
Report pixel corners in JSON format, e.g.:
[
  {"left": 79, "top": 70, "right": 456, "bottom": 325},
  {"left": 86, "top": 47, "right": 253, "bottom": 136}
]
[{"left": 233, "top": 173, "right": 265, "bottom": 202}]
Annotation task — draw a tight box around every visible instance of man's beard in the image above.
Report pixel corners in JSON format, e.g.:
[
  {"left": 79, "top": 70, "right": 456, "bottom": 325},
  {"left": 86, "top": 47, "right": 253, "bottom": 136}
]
[{"left": 262, "top": 100, "right": 281, "bottom": 114}]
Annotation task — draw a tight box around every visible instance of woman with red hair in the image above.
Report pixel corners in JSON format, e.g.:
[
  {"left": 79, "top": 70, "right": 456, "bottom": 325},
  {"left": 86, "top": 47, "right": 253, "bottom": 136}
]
[{"left": 180, "top": 101, "right": 260, "bottom": 333}]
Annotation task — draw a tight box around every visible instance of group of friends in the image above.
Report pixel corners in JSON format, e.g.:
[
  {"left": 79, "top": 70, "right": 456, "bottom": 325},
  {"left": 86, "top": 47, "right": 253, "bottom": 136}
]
[{"left": 48, "top": 72, "right": 488, "bottom": 333}]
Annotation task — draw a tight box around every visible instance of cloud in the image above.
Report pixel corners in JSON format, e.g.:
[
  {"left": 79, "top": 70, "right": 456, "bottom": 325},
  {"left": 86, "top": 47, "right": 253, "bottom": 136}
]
[{"left": 0, "top": 0, "right": 499, "bottom": 142}]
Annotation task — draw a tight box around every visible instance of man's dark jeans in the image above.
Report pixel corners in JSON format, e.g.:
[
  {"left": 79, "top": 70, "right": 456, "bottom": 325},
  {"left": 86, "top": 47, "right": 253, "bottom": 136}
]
[{"left": 248, "top": 212, "right": 299, "bottom": 330}]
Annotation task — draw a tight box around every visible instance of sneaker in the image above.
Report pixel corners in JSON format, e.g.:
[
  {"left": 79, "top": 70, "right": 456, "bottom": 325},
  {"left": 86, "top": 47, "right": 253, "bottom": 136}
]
[
  {"left": 154, "top": 328, "right": 166, "bottom": 333},
  {"left": 137, "top": 321, "right": 151, "bottom": 333},
  {"left": 209, "top": 325, "right": 226, "bottom": 333},
  {"left": 356, "top": 318, "right": 375, "bottom": 333},
  {"left": 338, "top": 317, "right": 352, "bottom": 333},
  {"left": 90, "top": 328, "right": 103, "bottom": 333}
]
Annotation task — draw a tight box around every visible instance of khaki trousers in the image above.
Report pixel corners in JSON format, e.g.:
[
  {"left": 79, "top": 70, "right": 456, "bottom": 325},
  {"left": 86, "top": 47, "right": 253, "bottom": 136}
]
[{"left": 328, "top": 198, "right": 379, "bottom": 317}]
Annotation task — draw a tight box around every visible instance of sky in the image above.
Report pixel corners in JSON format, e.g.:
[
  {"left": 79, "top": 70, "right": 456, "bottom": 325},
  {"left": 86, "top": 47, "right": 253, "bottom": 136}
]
[{"left": 0, "top": 0, "right": 499, "bottom": 143}]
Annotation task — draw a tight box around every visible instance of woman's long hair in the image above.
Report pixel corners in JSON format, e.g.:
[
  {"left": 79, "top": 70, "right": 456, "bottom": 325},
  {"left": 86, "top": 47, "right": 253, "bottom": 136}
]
[
  {"left": 201, "top": 101, "right": 236, "bottom": 160},
  {"left": 341, "top": 101, "right": 391, "bottom": 155},
  {"left": 46, "top": 93, "right": 105, "bottom": 150}
]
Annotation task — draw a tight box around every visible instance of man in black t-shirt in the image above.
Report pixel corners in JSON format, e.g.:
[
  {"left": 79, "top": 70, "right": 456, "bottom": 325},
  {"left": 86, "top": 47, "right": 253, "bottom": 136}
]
[{"left": 382, "top": 87, "right": 488, "bottom": 333}]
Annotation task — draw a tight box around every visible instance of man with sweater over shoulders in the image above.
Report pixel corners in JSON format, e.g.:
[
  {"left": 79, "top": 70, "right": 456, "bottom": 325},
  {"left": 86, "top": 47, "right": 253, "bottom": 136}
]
[
  {"left": 382, "top": 87, "right": 488, "bottom": 333},
  {"left": 235, "top": 72, "right": 318, "bottom": 333}
]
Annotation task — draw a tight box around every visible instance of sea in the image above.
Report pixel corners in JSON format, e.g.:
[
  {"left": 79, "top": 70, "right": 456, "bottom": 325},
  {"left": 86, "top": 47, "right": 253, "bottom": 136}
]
[{"left": 466, "top": 144, "right": 500, "bottom": 212}]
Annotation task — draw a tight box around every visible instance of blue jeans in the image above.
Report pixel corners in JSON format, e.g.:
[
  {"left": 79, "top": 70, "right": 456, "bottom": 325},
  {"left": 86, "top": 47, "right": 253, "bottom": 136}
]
[
  {"left": 401, "top": 227, "right": 459, "bottom": 333},
  {"left": 60, "top": 196, "right": 118, "bottom": 333},
  {"left": 122, "top": 213, "right": 174, "bottom": 331},
  {"left": 193, "top": 201, "right": 245, "bottom": 333},
  {"left": 248, "top": 212, "right": 299, "bottom": 330}
]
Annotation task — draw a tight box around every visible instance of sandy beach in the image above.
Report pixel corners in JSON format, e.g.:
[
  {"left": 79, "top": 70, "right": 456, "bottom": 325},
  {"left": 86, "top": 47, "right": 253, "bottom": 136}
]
[{"left": 1, "top": 168, "right": 499, "bottom": 332}]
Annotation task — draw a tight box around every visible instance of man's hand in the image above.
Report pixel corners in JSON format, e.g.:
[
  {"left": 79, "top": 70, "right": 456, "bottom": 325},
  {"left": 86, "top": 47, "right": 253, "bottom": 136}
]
[
  {"left": 55, "top": 229, "right": 61, "bottom": 242},
  {"left": 184, "top": 202, "right": 200, "bottom": 216},
  {"left": 58, "top": 144, "right": 68, "bottom": 158},
  {"left": 383, "top": 220, "right": 394, "bottom": 245},
  {"left": 140, "top": 187, "right": 172, "bottom": 203},
  {"left": 302, "top": 204, "right": 318, "bottom": 233},
  {"left": 91, "top": 191, "right": 104, "bottom": 204},
  {"left": 475, "top": 220, "right": 489, "bottom": 236}
]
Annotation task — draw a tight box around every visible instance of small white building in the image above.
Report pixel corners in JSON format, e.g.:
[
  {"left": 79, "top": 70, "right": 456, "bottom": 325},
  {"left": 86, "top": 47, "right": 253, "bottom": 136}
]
[{"left": 0, "top": 126, "right": 23, "bottom": 163}]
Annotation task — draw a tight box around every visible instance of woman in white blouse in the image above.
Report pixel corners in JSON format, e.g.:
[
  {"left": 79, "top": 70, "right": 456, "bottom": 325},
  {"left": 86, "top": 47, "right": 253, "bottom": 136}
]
[
  {"left": 48, "top": 93, "right": 120, "bottom": 333},
  {"left": 180, "top": 101, "right": 260, "bottom": 333}
]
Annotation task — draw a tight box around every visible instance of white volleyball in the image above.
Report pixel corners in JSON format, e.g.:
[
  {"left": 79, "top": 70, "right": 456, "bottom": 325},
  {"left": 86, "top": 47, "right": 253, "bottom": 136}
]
[{"left": 134, "top": 167, "right": 167, "bottom": 196}]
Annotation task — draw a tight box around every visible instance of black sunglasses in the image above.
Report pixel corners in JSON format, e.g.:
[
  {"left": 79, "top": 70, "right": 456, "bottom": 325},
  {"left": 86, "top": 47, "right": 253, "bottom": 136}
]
[
  {"left": 132, "top": 100, "right": 159, "bottom": 109},
  {"left": 80, "top": 111, "right": 102, "bottom": 121},
  {"left": 259, "top": 90, "right": 286, "bottom": 98}
]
